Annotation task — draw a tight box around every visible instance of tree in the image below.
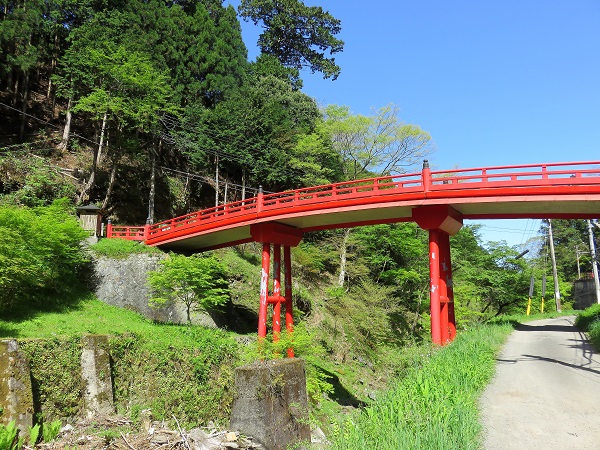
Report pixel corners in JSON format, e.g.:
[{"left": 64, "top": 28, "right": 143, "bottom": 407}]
[
  {"left": 148, "top": 253, "right": 230, "bottom": 324},
  {"left": 320, "top": 103, "right": 434, "bottom": 286},
  {"left": 238, "top": 0, "right": 344, "bottom": 79},
  {"left": 450, "top": 226, "right": 531, "bottom": 322},
  {"left": 321, "top": 104, "right": 434, "bottom": 180}
]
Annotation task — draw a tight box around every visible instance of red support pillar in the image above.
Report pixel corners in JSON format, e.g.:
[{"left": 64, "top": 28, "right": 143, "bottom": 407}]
[
  {"left": 250, "top": 223, "right": 303, "bottom": 357},
  {"left": 284, "top": 246, "right": 295, "bottom": 357},
  {"left": 106, "top": 219, "right": 113, "bottom": 238},
  {"left": 429, "top": 229, "right": 442, "bottom": 346},
  {"left": 272, "top": 245, "right": 282, "bottom": 340},
  {"left": 258, "top": 243, "right": 270, "bottom": 339},
  {"left": 438, "top": 231, "right": 451, "bottom": 344},
  {"left": 441, "top": 233, "right": 457, "bottom": 342},
  {"left": 413, "top": 201, "right": 463, "bottom": 345}
]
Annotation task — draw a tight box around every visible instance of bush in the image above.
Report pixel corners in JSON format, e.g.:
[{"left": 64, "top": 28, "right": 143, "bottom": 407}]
[
  {"left": 148, "top": 253, "right": 230, "bottom": 323},
  {"left": 575, "top": 303, "right": 600, "bottom": 331},
  {"left": 0, "top": 200, "right": 87, "bottom": 311}
]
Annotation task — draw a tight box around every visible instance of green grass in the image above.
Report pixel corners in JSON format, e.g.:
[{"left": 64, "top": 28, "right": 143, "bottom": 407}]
[
  {"left": 575, "top": 303, "right": 600, "bottom": 350},
  {"left": 328, "top": 321, "right": 514, "bottom": 450},
  {"left": 90, "top": 238, "right": 163, "bottom": 259},
  {"left": 0, "top": 297, "right": 240, "bottom": 426}
]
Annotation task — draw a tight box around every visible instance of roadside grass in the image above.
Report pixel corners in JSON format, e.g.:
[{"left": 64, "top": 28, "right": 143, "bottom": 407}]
[
  {"left": 575, "top": 303, "right": 600, "bottom": 350},
  {"left": 328, "top": 320, "right": 514, "bottom": 450}
]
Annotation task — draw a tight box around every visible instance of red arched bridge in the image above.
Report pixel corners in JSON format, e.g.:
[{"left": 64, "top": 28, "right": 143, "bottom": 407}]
[{"left": 107, "top": 160, "right": 600, "bottom": 348}]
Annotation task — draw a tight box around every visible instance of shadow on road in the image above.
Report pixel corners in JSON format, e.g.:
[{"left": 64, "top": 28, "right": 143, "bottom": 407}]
[
  {"left": 516, "top": 324, "right": 575, "bottom": 332},
  {"left": 520, "top": 354, "right": 600, "bottom": 375}
]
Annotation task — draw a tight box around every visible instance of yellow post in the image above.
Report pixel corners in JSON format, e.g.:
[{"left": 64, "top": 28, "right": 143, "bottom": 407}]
[
  {"left": 527, "top": 297, "right": 531, "bottom": 316},
  {"left": 540, "top": 296, "right": 545, "bottom": 314}
]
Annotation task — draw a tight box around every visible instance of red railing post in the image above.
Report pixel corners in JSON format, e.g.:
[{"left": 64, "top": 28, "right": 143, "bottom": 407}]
[
  {"left": 422, "top": 159, "right": 431, "bottom": 192},
  {"left": 284, "top": 246, "right": 295, "bottom": 357},
  {"left": 106, "top": 219, "right": 113, "bottom": 238}
]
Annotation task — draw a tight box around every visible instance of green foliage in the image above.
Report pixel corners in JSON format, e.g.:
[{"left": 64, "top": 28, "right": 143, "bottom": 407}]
[
  {"left": 451, "top": 226, "right": 531, "bottom": 323},
  {"left": 575, "top": 303, "right": 600, "bottom": 331},
  {"left": 0, "top": 421, "right": 23, "bottom": 450},
  {"left": 90, "top": 239, "right": 163, "bottom": 259},
  {"left": 148, "top": 253, "right": 230, "bottom": 323},
  {"left": 240, "top": 323, "right": 334, "bottom": 405},
  {"left": 28, "top": 423, "right": 40, "bottom": 447},
  {"left": 3, "top": 298, "right": 240, "bottom": 427},
  {"left": 239, "top": 0, "right": 344, "bottom": 79},
  {"left": 588, "top": 320, "right": 600, "bottom": 350},
  {"left": 42, "top": 419, "right": 62, "bottom": 442},
  {"left": 0, "top": 154, "right": 76, "bottom": 207},
  {"left": 329, "top": 322, "right": 513, "bottom": 449},
  {"left": 0, "top": 200, "right": 87, "bottom": 311},
  {"left": 109, "top": 327, "right": 238, "bottom": 426},
  {"left": 20, "top": 337, "right": 82, "bottom": 420},
  {"left": 321, "top": 104, "right": 433, "bottom": 179}
]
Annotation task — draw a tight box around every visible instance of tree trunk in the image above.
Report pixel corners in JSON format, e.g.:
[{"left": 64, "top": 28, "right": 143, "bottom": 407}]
[
  {"left": 77, "top": 146, "right": 98, "bottom": 205},
  {"left": 96, "top": 110, "right": 108, "bottom": 164},
  {"left": 76, "top": 112, "right": 108, "bottom": 204},
  {"left": 242, "top": 169, "right": 246, "bottom": 201},
  {"left": 101, "top": 157, "right": 119, "bottom": 210},
  {"left": 147, "top": 139, "right": 160, "bottom": 224},
  {"left": 338, "top": 228, "right": 351, "bottom": 287},
  {"left": 215, "top": 154, "right": 219, "bottom": 207},
  {"left": 18, "top": 70, "right": 29, "bottom": 142},
  {"left": 58, "top": 96, "right": 73, "bottom": 150}
]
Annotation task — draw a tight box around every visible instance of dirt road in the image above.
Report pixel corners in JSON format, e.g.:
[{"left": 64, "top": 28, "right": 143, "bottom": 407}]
[{"left": 480, "top": 316, "right": 600, "bottom": 450}]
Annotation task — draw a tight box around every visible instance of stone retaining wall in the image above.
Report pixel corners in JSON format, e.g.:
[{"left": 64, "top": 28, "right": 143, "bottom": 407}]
[{"left": 92, "top": 253, "right": 217, "bottom": 327}]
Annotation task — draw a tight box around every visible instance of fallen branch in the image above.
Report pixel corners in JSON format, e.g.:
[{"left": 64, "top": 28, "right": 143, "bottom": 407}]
[
  {"left": 120, "top": 432, "right": 136, "bottom": 450},
  {"left": 172, "top": 416, "right": 191, "bottom": 450}
]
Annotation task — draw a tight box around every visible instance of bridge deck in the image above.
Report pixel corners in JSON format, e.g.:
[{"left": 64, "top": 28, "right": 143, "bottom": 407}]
[{"left": 108, "top": 161, "right": 600, "bottom": 252}]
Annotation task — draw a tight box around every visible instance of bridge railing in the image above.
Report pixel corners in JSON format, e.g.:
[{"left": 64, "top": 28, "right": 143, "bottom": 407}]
[
  {"left": 106, "top": 160, "right": 600, "bottom": 243},
  {"left": 428, "top": 161, "right": 600, "bottom": 189}
]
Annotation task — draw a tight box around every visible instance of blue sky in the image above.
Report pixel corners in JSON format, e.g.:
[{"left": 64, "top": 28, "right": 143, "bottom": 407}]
[{"left": 230, "top": 0, "right": 600, "bottom": 246}]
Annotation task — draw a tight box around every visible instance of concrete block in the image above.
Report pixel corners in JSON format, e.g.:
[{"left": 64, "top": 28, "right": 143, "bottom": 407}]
[
  {"left": 230, "top": 358, "right": 310, "bottom": 450},
  {"left": 81, "top": 334, "right": 115, "bottom": 418},
  {"left": 0, "top": 339, "right": 34, "bottom": 436}
]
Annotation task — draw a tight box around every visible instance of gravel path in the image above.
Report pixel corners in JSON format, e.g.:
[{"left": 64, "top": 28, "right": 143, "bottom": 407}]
[{"left": 480, "top": 316, "right": 600, "bottom": 450}]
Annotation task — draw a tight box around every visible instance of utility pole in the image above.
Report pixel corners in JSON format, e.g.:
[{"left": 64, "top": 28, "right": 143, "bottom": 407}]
[
  {"left": 547, "top": 219, "right": 562, "bottom": 312},
  {"left": 587, "top": 220, "right": 600, "bottom": 304}
]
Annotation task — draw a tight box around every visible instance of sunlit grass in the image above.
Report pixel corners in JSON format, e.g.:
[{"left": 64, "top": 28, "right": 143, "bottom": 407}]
[{"left": 328, "top": 322, "right": 514, "bottom": 450}]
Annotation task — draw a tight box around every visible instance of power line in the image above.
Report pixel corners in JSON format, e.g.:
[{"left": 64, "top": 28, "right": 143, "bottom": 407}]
[{"left": 0, "top": 101, "right": 98, "bottom": 146}]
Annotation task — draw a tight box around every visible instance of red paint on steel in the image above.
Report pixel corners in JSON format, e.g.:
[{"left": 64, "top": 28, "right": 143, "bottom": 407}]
[
  {"left": 438, "top": 232, "right": 451, "bottom": 345},
  {"left": 258, "top": 243, "right": 270, "bottom": 339},
  {"left": 429, "top": 229, "right": 442, "bottom": 346},
  {"left": 250, "top": 222, "right": 303, "bottom": 246},
  {"left": 443, "top": 238, "right": 457, "bottom": 342},
  {"left": 121, "top": 161, "right": 600, "bottom": 250},
  {"left": 272, "top": 245, "right": 282, "bottom": 339},
  {"left": 284, "top": 245, "right": 295, "bottom": 358}
]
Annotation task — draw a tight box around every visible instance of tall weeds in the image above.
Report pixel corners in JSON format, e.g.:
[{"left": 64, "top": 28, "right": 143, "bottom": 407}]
[{"left": 329, "top": 323, "right": 512, "bottom": 449}]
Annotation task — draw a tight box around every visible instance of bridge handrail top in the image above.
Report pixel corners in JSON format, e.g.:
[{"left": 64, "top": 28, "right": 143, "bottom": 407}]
[{"left": 429, "top": 160, "right": 600, "bottom": 176}]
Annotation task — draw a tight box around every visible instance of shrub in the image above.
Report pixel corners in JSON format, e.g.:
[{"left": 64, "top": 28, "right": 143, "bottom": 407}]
[
  {"left": 148, "top": 253, "right": 230, "bottom": 323},
  {"left": 575, "top": 303, "right": 600, "bottom": 331},
  {"left": 0, "top": 200, "right": 87, "bottom": 311}
]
